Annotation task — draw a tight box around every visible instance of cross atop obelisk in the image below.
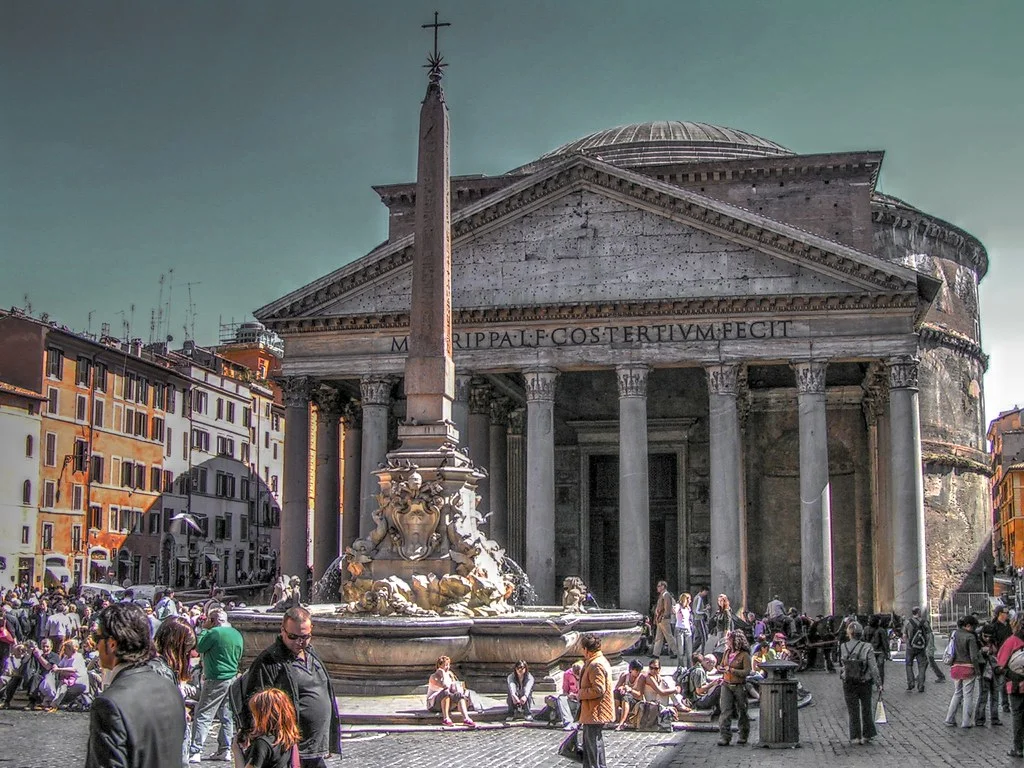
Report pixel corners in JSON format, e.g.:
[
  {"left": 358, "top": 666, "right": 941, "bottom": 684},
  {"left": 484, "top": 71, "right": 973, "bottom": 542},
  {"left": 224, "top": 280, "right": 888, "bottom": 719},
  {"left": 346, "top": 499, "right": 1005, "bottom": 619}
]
[{"left": 400, "top": 12, "right": 458, "bottom": 449}]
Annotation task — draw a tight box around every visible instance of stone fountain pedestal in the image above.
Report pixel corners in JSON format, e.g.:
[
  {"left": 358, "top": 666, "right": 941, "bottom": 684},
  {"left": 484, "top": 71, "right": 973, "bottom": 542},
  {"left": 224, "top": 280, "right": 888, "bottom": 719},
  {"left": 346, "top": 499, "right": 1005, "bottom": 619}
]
[{"left": 229, "top": 604, "right": 643, "bottom": 695}]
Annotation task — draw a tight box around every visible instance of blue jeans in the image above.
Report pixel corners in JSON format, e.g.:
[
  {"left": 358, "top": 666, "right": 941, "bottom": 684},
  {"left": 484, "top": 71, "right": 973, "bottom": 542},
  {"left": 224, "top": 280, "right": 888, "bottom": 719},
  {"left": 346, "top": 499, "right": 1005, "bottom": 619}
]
[{"left": 189, "top": 676, "right": 235, "bottom": 756}]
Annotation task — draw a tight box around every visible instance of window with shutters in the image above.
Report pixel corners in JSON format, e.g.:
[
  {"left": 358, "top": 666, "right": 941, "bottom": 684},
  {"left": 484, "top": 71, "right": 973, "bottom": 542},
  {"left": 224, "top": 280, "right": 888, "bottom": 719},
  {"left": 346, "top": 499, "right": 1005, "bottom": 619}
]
[
  {"left": 72, "top": 485, "right": 83, "bottom": 511},
  {"left": 72, "top": 525, "right": 82, "bottom": 551},
  {"left": 150, "top": 467, "right": 161, "bottom": 492},
  {"left": 25, "top": 434, "right": 33, "bottom": 457},
  {"left": 90, "top": 455, "right": 104, "bottom": 484},
  {"left": 41, "top": 523, "right": 53, "bottom": 550},
  {"left": 134, "top": 411, "right": 146, "bottom": 437},
  {"left": 227, "top": 402, "right": 236, "bottom": 423},
  {"left": 47, "top": 387, "right": 58, "bottom": 414},
  {"left": 43, "top": 481, "right": 55, "bottom": 509},
  {"left": 93, "top": 399, "right": 104, "bottom": 428},
  {"left": 44, "top": 433, "right": 57, "bottom": 467},
  {"left": 73, "top": 439, "right": 88, "bottom": 472},
  {"left": 76, "top": 394, "right": 87, "bottom": 421},
  {"left": 22, "top": 479, "right": 31, "bottom": 505},
  {"left": 76, "top": 357, "right": 91, "bottom": 387},
  {"left": 151, "top": 416, "right": 165, "bottom": 442},
  {"left": 134, "top": 464, "right": 145, "bottom": 490},
  {"left": 47, "top": 348, "right": 64, "bottom": 379},
  {"left": 89, "top": 505, "right": 102, "bottom": 530},
  {"left": 94, "top": 363, "right": 107, "bottom": 392}
]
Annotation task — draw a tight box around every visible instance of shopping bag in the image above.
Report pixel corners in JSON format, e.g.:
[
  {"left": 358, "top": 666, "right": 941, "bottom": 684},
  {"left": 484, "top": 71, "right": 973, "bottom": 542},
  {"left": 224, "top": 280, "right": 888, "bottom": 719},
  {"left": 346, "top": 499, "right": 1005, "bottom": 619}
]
[
  {"left": 557, "top": 726, "right": 583, "bottom": 762},
  {"left": 874, "top": 696, "right": 887, "bottom": 725}
]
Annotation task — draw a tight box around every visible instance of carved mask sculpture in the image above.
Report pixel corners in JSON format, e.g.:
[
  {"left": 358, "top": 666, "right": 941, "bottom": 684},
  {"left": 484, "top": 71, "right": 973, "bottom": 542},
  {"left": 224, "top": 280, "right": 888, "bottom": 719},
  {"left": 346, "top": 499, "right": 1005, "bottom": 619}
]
[{"left": 390, "top": 471, "right": 442, "bottom": 560}]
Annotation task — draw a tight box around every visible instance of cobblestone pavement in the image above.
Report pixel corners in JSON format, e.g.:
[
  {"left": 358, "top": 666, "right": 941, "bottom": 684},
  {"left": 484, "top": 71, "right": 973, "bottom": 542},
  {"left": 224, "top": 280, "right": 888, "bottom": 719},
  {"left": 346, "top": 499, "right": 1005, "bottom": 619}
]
[{"left": 0, "top": 668, "right": 1019, "bottom": 767}]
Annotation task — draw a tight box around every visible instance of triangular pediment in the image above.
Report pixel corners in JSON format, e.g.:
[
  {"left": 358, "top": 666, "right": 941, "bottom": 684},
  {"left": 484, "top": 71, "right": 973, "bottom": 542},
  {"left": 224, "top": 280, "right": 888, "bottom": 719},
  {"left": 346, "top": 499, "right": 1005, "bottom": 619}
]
[{"left": 255, "top": 155, "right": 925, "bottom": 326}]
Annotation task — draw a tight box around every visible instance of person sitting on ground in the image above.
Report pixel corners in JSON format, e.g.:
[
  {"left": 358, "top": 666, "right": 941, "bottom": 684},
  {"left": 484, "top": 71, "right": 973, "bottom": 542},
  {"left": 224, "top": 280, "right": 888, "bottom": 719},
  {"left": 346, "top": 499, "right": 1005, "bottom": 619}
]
[
  {"left": 541, "top": 660, "right": 583, "bottom": 729},
  {"left": 613, "top": 660, "right": 644, "bottom": 731},
  {"left": 638, "top": 657, "right": 687, "bottom": 710},
  {"left": 505, "top": 660, "right": 535, "bottom": 721},
  {"left": 426, "top": 655, "right": 476, "bottom": 728},
  {"left": 687, "top": 654, "right": 724, "bottom": 715},
  {"left": 45, "top": 638, "right": 89, "bottom": 711}
]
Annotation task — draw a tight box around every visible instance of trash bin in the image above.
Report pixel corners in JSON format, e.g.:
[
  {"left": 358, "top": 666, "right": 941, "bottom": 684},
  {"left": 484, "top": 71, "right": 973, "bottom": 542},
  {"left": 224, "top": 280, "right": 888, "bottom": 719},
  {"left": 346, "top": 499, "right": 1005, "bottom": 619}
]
[{"left": 758, "top": 659, "right": 800, "bottom": 748}]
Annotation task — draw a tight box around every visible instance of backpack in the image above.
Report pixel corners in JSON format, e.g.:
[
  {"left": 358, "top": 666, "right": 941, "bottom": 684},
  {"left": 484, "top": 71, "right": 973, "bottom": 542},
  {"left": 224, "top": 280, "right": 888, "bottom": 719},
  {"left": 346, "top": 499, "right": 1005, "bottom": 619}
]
[
  {"left": 1007, "top": 647, "right": 1024, "bottom": 678},
  {"left": 842, "top": 641, "right": 869, "bottom": 684},
  {"left": 908, "top": 620, "right": 927, "bottom": 650},
  {"left": 942, "top": 633, "right": 956, "bottom": 666}
]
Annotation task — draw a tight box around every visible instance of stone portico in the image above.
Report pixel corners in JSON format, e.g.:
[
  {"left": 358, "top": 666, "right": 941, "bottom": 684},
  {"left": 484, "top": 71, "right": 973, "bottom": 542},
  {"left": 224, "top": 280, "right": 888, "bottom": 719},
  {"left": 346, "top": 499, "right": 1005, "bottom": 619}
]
[{"left": 257, "top": 122, "right": 991, "bottom": 617}]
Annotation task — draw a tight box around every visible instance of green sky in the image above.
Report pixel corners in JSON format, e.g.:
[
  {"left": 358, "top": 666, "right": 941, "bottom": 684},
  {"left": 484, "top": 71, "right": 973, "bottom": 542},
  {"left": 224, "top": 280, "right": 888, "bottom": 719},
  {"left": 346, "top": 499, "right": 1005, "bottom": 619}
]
[{"left": 2, "top": 0, "right": 1021, "bottom": 418}]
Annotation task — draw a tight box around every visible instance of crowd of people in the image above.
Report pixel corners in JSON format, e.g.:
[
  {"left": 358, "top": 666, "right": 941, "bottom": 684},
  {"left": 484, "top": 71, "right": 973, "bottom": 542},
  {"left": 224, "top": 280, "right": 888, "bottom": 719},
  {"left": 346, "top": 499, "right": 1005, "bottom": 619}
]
[{"left": 1, "top": 584, "right": 340, "bottom": 768}]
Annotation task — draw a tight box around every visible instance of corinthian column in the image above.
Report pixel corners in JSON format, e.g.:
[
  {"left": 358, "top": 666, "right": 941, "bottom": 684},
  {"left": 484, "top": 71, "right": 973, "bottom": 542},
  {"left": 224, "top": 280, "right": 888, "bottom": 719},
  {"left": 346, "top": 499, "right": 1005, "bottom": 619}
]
[
  {"left": 506, "top": 408, "right": 526, "bottom": 565},
  {"left": 488, "top": 397, "right": 511, "bottom": 547},
  {"left": 525, "top": 367, "right": 558, "bottom": 604},
  {"left": 794, "top": 360, "right": 833, "bottom": 617},
  {"left": 468, "top": 378, "right": 493, "bottom": 513},
  {"left": 312, "top": 386, "right": 342, "bottom": 580},
  {"left": 888, "top": 356, "right": 927, "bottom": 614},
  {"left": 359, "top": 375, "right": 393, "bottom": 538},
  {"left": 341, "top": 401, "right": 362, "bottom": 551},
  {"left": 617, "top": 364, "right": 650, "bottom": 614},
  {"left": 282, "top": 376, "right": 313, "bottom": 597},
  {"left": 452, "top": 374, "right": 471, "bottom": 447},
  {"left": 707, "top": 364, "right": 743, "bottom": 606}
]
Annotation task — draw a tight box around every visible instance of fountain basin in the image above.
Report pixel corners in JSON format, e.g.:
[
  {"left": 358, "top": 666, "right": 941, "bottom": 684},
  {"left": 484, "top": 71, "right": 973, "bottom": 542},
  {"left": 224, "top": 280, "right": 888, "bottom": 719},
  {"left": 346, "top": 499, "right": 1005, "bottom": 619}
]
[{"left": 229, "top": 605, "right": 643, "bottom": 695}]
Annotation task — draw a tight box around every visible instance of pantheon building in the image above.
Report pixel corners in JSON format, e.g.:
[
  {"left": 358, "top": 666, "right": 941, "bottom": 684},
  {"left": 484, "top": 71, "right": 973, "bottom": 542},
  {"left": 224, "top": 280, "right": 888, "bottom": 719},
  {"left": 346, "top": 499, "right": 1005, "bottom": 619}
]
[{"left": 256, "top": 121, "right": 989, "bottom": 616}]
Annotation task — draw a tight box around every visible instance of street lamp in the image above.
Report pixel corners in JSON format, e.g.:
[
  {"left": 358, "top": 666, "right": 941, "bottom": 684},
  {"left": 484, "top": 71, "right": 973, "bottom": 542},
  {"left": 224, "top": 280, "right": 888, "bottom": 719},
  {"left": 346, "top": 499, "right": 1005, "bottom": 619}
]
[{"left": 169, "top": 512, "right": 201, "bottom": 588}]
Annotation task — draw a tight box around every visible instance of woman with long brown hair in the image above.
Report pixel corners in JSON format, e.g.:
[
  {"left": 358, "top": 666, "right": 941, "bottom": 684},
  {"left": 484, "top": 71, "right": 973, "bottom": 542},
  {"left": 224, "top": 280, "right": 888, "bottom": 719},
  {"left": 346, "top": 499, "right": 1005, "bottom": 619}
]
[
  {"left": 244, "top": 688, "right": 302, "bottom": 768},
  {"left": 150, "top": 616, "right": 197, "bottom": 764}
]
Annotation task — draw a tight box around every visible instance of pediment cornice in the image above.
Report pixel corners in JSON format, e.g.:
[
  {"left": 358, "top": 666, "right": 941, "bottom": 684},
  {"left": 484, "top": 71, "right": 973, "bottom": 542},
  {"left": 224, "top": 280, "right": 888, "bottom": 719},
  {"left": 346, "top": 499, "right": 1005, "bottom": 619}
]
[
  {"left": 265, "top": 292, "right": 918, "bottom": 335},
  {"left": 255, "top": 155, "right": 921, "bottom": 324}
]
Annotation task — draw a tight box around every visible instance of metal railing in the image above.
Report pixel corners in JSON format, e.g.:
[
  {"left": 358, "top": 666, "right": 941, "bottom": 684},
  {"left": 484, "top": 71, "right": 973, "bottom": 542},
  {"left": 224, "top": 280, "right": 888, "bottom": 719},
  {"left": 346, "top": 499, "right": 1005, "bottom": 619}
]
[{"left": 929, "top": 592, "right": 997, "bottom": 630}]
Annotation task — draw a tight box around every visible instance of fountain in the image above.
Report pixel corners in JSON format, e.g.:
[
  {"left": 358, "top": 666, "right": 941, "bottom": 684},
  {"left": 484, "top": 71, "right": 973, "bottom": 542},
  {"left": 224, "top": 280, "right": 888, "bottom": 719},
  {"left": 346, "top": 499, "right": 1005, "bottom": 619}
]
[{"left": 229, "top": 19, "right": 642, "bottom": 694}]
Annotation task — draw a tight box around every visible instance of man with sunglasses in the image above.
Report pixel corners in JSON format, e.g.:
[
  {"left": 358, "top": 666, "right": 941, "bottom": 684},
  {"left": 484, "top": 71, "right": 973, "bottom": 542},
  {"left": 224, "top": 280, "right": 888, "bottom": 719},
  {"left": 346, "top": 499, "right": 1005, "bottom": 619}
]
[
  {"left": 84, "top": 603, "right": 185, "bottom": 768},
  {"left": 236, "top": 606, "right": 340, "bottom": 768}
]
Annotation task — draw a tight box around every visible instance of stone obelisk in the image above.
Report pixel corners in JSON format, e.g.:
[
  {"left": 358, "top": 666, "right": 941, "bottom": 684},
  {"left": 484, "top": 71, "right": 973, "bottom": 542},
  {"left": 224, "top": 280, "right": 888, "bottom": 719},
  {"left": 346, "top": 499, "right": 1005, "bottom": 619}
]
[
  {"left": 362, "top": 24, "right": 491, "bottom": 590},
  {"left": 400, "top": 54, "right": 458, "bottom": 452}
]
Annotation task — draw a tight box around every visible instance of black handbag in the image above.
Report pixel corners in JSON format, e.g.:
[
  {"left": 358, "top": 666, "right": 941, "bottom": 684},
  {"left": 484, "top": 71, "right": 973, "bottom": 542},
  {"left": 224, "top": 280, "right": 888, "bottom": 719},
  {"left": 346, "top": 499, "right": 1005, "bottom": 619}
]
[{"left": 557, "top": 726, "right": 583, "bottom": 762}]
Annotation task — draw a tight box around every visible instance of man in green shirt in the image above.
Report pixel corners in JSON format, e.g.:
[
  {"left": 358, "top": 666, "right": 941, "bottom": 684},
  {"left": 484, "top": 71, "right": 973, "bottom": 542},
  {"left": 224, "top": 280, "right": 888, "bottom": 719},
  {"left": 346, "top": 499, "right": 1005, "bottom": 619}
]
[{"left": 188, "top": 608, "right": 244, "bottom": 763}]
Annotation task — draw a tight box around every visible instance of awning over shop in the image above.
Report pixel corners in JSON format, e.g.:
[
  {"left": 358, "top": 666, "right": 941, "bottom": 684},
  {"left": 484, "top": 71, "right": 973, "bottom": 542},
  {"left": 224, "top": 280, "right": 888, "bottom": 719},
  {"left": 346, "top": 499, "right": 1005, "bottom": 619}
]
[
  {"left": 204, "top": 554, "right": 219, "bottom": 564},
  {"left": 176, "top": 557, "right": 190, "bottom": 565},
  {"left": 45, "top": 566, "right": 72, "bottom": 584},
  {"left": 89, "top": 551, "right": 111, "bottom": 567}
]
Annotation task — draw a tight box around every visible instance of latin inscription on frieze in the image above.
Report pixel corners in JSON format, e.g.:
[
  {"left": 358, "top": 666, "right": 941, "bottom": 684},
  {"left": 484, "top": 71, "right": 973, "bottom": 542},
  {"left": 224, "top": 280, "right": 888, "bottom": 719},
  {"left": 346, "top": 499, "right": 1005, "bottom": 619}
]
[{"left": 390, "top": 320, "right": 792, "bottom": 353}]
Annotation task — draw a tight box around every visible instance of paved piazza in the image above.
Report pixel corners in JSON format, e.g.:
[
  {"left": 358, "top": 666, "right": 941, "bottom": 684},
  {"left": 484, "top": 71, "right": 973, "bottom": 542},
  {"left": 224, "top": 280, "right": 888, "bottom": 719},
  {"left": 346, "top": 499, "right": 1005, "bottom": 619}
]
[{"left": 0, "top": 669, "right": 1016, "bottom": 767}]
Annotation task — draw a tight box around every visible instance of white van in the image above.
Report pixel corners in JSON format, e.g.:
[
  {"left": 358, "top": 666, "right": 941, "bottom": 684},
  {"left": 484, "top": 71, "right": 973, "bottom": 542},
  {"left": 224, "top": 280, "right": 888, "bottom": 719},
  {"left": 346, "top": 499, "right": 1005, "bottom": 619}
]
[{"left": 79, "top": 582, "right": 126, "bottom": 602}]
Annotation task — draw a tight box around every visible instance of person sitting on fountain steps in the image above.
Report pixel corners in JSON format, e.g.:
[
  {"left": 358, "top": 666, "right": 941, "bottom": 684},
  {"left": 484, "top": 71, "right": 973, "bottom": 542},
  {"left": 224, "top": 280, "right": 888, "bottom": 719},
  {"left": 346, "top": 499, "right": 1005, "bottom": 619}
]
[
  {"left": 426, "top": 656, "right": 476, "bottom": 728},
  {"left": 505, "top": 660, "right": 535, "bottom": 721}
]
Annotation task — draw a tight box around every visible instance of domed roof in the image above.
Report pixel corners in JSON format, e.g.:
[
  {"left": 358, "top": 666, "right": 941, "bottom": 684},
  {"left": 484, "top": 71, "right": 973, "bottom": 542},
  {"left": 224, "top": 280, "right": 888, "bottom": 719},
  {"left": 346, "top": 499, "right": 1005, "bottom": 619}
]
[{"left": 510, "top": 121, "right": 793, "bottom": 174}]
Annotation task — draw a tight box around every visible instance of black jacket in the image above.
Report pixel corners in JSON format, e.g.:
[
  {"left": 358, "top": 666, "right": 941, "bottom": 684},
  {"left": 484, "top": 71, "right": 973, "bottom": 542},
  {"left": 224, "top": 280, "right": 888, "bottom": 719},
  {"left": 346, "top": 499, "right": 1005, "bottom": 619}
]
[
  {"left": 84, "top": 663, "right": 186, "bottom": 768},
  {"left": 238, "top": 637, "right": 340, "bottom": 756}
]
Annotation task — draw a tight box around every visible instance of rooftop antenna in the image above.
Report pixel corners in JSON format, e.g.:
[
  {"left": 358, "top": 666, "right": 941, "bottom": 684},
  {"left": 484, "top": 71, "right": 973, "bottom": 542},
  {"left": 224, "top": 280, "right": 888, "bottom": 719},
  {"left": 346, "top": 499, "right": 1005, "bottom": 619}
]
[
  {"left": 165, "top": 267, "right": 175, "bottom": 342},
  {"left": 149, "top": 308, "right": 157, "bottom": 344},
  {"left": 185, "top": 282, "right": 200, "bottom": 342},
  {"left": 22, "top": 293, "right": 32, "bottom": 316},
  {"left": 87, "top": 310, "right": 95, "bottom": 337},
  {"left": 154, "top": 272, "right": 166, "bottom": 344}
]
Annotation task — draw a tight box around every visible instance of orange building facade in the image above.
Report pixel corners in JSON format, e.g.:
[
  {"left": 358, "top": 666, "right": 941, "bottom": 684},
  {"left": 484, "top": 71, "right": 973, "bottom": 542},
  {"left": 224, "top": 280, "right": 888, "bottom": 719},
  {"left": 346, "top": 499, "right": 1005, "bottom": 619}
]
[{"left": 989, "top": 407, "right": 1024, "bottom": 573}]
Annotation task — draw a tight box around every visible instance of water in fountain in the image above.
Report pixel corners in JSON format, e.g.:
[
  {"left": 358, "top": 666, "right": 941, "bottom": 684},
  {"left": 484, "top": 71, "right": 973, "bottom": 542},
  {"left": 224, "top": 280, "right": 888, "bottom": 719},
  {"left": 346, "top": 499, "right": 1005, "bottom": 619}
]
[
  {"left": 310, "top": 555, "right": 344, "bottom": 604},
  {"left": 499, "top": 555, "right": 537, "bottom": 607}
]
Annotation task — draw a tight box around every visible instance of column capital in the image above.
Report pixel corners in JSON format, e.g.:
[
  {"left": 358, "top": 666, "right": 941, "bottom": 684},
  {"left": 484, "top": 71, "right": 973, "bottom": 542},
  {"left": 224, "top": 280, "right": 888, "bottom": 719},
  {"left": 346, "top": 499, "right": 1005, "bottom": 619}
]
[
  {"left": 469, "top": 378, "right": 493, "bottom": 415},
  {"left": 508, "top": 407, "right": 526, "bottom": 435},
  {"left": 359, "top": 375, "right": 394, "bottom": 406},
  {"left": 706, "top": 364, "right": 739, "bottom": 396},
  {"left": 281, "top": 376, "right": 314, "bottom": 408},
  {"left": 455, "top": 373, "right": 472, "bottom": 403},
  {"left": 616, "top": 363, "right": 649, "bottom": 398},
  {"left": 312, "top": 385, "right": 344, "bottom": 420},
  {"left": 888, "top": 355, "right": 920, "bottom": 391},
  {"left": 861, "top": 361, "right": 890, "bottom": 427},
  {"left": 489, "top": 396, "right": 512, "bottom": 426},
  {"left": 341, "top": 400, "right": 362, "bottom": 430},
  {"left": 792, "top": 360, "right": 827, "bottom": 395},
  {"left": 524, "top": 367, "right": 558, "bottom": 402}
]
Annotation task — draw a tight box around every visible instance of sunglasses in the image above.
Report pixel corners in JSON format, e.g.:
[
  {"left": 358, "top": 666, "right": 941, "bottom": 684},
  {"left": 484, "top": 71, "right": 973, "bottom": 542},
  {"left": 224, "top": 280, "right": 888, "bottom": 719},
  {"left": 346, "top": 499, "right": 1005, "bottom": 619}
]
[
  {"left": 91, "top": 632, "right": 107, "bottom": 643},
  {"left": 284, "top": 631, "right": 312, "bottom": 642}
]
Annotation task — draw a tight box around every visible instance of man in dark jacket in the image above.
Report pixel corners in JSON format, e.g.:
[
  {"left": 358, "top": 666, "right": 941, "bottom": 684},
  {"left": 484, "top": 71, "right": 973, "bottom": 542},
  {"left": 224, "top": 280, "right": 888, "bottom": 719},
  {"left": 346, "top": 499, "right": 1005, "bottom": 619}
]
[
  {"left": 84, "top": 603, "right": 185, "bottom": 768},
  {"left": 237, "top": 606, "right": 340, "bottom": 768}
]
